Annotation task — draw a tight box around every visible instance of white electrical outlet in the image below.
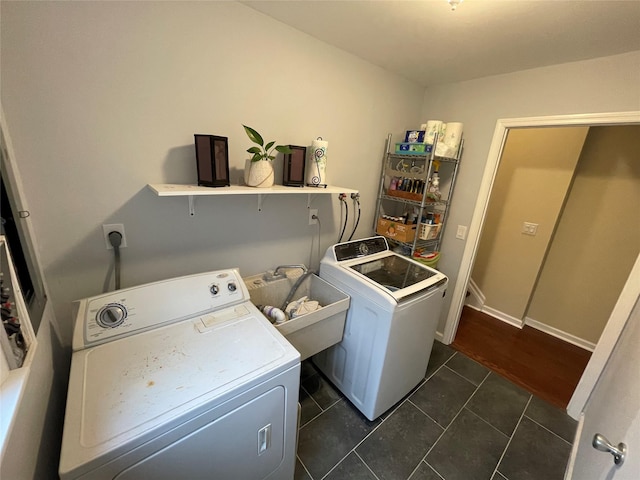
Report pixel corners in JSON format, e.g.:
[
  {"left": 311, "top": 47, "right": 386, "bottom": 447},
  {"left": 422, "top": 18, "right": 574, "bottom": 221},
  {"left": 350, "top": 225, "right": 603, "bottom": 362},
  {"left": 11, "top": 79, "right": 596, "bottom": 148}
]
[
  {"left": 456, "top": 225, "right": 467, "bottom": 240},
  {"left": 309, "top": 209, "right": 318, "bottom": 225},
  {"left": 103, "top": 224, "right": 127, "bottom": 249},
  {"left": 522, "top": 222, "right": 538, "bottom": 236}
]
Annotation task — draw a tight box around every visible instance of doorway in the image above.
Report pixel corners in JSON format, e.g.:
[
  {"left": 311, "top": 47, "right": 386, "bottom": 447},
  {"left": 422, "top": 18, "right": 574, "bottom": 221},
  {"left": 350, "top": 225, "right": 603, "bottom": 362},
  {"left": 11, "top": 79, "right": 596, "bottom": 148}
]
[
  {"left": 441, "top": 112, "right": 640, "bottom": 418},
  {"left": 469, "top": 125, "right": 639, "bottom": 344}
]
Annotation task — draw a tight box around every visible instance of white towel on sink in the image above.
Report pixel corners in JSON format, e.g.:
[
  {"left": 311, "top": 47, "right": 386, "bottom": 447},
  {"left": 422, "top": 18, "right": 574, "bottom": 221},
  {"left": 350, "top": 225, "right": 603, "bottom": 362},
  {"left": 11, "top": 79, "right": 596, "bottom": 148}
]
[{"left": 285, "top": 296, "right": 321, "bottom": 319}]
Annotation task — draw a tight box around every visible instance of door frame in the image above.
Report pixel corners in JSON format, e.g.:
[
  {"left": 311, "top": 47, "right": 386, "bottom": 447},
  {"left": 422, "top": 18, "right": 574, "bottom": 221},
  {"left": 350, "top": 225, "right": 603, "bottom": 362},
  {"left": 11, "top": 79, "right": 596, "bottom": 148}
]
[{"left": 441, "top": 111, "right": 640, "bottom": 418}]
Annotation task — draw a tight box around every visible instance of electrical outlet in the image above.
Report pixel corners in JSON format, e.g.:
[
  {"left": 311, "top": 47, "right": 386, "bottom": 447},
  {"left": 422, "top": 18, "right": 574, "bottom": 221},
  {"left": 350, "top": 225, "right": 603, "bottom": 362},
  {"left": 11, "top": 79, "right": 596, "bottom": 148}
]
[
  {"left": 309, "top": 209, "right": 318, "bottom": 225},
  {"left": 456, "top": 225, "right": 467, "bottom": 240},
  {"left": 103, "top": 224, "right": 127, "bottom": 249},
  {"left": 522, "top": 222, "right": 538, "bottom": 236}
]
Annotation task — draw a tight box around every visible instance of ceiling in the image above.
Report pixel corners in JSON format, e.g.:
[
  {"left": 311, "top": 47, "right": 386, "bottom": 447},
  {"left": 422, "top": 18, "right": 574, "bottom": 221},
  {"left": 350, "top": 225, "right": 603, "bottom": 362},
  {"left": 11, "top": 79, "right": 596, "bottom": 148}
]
[{"left": 241, "top": 0, "right": 640, "bottom": 87}]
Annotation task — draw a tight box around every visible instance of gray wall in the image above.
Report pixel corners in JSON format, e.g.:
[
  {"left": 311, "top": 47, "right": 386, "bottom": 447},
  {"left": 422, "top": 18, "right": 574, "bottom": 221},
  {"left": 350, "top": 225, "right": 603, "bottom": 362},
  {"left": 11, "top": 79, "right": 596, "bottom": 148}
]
[
  {"left": 2, "top": 1, "right": 424, "bottom": 346},
  {"left": 1, "top": 2, "right": 423, "bottom": 478}
]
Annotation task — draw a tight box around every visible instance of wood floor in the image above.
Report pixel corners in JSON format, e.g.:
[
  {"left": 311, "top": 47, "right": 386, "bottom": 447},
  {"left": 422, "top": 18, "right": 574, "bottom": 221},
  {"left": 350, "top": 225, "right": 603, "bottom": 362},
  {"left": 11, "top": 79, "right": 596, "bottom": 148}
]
[{"left": 451, "top": 306, "right": 592, "bottom": 409}]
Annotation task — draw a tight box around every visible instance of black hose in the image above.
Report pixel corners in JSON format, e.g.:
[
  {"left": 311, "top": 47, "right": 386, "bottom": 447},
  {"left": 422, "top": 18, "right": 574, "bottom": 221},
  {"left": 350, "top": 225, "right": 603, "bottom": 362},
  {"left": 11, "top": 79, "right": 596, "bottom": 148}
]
[
  {"left": 338, "top": 197, "right": 348, "bottom": 243},
  {"left": 348, "top": 199, "right": 361, "bottom": 241}
]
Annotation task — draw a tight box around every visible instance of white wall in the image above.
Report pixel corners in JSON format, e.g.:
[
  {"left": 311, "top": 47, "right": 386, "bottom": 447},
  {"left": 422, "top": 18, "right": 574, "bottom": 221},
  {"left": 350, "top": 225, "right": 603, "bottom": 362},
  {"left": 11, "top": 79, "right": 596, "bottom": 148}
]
[
  {"left": 421, "top": 50, "right": 640, "bottom": 332},
  {"left": 0, "top": 304, "right": 66, "bottom": 480},
  {"left": 1, "top": 1, "right": 424, "bottom": 346}
]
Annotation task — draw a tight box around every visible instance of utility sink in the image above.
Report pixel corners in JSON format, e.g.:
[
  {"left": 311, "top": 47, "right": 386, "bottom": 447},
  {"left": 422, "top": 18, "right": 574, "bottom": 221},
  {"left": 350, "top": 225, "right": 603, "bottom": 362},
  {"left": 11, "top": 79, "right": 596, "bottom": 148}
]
[{"left": 243, "top": 269, "right": 350, "bottom": 360}]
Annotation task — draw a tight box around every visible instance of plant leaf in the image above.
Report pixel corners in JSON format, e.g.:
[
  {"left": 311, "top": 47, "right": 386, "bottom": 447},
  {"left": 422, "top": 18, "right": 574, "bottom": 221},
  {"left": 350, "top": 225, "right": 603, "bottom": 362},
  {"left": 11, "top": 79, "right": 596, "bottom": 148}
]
[
  {"left": 247, "top": 146, "right": 262, "bottom": 154},
  {"left": 275, "top": 145, "right": 293, "bottom": 154},
  {"left": 265, "top": 141, "right": 275, "bottom": 151},
  {"left": 268, "top": 155, "right": 276, "bottom": 161},
  {"left": 243, "top": 125, "right": 264, "bottom": 146},
  {"left": 251, "top": 153, "right": 263, "bottom": 162}
]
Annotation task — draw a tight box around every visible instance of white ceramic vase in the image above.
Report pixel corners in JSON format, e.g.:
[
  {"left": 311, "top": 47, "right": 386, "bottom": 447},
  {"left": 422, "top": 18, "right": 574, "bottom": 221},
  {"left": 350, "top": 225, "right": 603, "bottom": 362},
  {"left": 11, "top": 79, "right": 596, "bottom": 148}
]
[{"left": 244, "top": 159, "right": 274, "bottom": 188}]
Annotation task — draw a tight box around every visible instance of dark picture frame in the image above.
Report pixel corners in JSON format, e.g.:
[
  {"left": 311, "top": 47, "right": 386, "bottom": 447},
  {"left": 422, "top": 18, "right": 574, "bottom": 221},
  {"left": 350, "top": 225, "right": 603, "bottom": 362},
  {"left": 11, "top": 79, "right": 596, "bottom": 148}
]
[
  {"left": 283, "top": 145, "right": 307, "bottom": 187},
  {"left": 194, "top": 134, "right": 230, "bottom": 187}
]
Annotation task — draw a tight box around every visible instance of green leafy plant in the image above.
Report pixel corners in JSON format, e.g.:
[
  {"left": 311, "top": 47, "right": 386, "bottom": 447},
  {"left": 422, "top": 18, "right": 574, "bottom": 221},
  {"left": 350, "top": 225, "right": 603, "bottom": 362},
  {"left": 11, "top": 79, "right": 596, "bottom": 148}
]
[{"left": 243, "top": 125, "right": 292, "bottom": 162}]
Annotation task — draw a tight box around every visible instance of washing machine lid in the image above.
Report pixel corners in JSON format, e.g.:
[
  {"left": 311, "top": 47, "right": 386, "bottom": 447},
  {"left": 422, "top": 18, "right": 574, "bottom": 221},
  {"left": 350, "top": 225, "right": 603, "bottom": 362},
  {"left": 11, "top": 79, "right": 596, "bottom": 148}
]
[
  {"left": 349, "top": 254, "right": 437, "bottom": 291},
  {"left": 321, "top": 237, "right": 447, "bottom": 302},
  {"left": 59, "top": 302, "right": 299, "bottom": 477}
]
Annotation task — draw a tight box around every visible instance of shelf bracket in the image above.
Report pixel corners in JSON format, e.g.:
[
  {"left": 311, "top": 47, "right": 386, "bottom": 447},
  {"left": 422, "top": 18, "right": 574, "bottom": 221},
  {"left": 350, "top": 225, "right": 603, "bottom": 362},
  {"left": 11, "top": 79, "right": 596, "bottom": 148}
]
[
  {"left": 188, "top": 196, "right": 195, "bottom": 216},
  {"left": 257, "top": 194, "right": 264, "bottom": 212}
]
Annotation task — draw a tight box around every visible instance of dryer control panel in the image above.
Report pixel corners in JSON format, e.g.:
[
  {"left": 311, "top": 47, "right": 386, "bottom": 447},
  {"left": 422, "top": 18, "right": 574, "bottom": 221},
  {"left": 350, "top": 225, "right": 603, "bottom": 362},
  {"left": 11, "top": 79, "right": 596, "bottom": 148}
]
[{"left": 71, "top": 269, "right": 248, "bottom": 350}]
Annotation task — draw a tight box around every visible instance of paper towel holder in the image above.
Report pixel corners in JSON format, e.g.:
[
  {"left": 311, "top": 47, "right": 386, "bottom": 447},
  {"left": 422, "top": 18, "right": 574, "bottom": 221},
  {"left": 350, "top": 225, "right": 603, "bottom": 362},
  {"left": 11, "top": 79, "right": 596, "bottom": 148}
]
[{"left": 306, "top": 137, "right": 328, "bottom": 188}]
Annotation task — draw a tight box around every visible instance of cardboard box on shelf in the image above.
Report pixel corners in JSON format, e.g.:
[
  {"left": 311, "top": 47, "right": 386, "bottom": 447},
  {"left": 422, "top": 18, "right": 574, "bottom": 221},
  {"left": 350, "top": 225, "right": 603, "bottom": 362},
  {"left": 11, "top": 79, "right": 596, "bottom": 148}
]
[
  {"left": 376, "top": 218, "right": 416, "bottom": 243},
  {"left": 387, "top": 188, "right": 423, "bottom": 202},
  {"left": 395, "top": 142, "right": 433, "bottom": 155}
]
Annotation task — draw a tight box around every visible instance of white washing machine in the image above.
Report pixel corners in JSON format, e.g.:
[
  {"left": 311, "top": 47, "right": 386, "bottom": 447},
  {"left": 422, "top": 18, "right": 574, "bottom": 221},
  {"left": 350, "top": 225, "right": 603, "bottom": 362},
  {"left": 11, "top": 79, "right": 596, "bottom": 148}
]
[
  {"left": 314, "top": 236, "right": 448, "bottom": 420},
  {"left": 59, "top": 269, "right": 300, "bottom": 480}
]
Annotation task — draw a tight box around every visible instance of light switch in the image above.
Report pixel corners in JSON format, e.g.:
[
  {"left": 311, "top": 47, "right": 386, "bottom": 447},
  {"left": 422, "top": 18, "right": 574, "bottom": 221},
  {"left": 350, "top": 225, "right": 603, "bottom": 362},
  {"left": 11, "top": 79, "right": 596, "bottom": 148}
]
[
  {"left": 522, "top": 222, "right": 538, "bottom": 236},
  {"left": 456, "top": 225, "right": 467, "bottom": 240}
]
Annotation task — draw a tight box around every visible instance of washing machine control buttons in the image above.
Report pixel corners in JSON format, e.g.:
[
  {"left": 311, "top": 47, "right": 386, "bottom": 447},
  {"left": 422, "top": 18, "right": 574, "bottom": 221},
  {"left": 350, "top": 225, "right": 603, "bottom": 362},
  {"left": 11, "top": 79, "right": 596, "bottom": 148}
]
[
  {"left": 210, "top": 284, "right": 220, "bottom": 296},
  {"left": 96, "top": 303, "right": 127, "bottom": 328},
  {"left": 227, "top": 282, "right": 237, "bottom": 292}
]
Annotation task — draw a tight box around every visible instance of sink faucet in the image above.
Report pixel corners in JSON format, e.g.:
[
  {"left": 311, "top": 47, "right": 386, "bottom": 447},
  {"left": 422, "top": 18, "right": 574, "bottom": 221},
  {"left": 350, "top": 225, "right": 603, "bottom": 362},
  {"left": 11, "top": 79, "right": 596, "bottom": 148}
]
[
  {"left": 262, "top": 264, "right": 308, "bottom": 282},
  {"left": 273, "top": 264, "right": 308, "bottom": 277}
]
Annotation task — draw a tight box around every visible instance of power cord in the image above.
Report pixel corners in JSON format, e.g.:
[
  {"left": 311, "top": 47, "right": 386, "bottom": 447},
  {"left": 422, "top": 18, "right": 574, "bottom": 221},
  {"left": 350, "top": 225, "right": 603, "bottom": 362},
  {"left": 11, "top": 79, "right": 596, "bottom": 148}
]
[{"left": 108, "top": 231, "right": 122, "bottom": 290}]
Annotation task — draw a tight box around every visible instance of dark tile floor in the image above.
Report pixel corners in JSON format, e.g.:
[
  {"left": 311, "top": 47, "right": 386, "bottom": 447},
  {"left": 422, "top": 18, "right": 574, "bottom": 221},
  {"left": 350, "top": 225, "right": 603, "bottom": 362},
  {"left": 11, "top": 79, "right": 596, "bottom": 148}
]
[{"left": 295, "top": 341, "right": 577, "bottom": 480}]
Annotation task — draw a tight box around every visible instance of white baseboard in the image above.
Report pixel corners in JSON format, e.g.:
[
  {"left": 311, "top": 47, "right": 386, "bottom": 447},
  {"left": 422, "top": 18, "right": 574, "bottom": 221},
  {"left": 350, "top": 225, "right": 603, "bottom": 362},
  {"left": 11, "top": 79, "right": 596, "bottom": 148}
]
[
  {"left": 467, "top": 278, "right": 485, "bottom": 305},
  {"left": 434, "top": 330, "right": 444, "bottom": 343},
  {"left": 482, "top": 305, "right": 525, "bottom": 328},
  {"left": 524, "top": 317, "right": 596, "bottom": 352}
]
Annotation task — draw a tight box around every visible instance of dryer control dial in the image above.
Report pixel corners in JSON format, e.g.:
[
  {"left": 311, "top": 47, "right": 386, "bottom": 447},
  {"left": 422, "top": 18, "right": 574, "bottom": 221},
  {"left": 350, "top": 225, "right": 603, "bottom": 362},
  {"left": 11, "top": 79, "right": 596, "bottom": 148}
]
[{"left": 96, "top": 303, "right": 127, "bottom": 328}]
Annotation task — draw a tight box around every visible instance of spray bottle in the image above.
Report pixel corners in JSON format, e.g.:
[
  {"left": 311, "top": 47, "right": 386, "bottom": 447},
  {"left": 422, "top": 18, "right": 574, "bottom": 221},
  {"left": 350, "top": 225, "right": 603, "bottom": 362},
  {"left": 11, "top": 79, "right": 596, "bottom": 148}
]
[{"left": 428, "top": 160, "right": 441, "bottom": 201}]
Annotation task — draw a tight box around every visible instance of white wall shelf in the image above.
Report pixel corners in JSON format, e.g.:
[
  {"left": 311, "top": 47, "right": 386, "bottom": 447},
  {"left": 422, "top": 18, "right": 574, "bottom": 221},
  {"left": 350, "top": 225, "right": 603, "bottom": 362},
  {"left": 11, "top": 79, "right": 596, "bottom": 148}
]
[{"left": 147, "top": 184, "right": 359, "bottom": 215}]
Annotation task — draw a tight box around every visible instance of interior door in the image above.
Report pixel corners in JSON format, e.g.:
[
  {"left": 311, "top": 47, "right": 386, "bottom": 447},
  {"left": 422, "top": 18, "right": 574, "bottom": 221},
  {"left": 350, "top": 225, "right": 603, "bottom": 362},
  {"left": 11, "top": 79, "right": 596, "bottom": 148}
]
[{"left": 565, "top": 295, "right": 639, "bottom": 479}]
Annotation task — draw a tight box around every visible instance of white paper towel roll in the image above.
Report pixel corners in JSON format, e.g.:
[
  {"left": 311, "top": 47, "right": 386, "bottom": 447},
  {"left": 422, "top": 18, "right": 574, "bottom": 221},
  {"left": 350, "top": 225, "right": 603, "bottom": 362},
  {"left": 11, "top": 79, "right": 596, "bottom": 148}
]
[
  {"left": 425, "top": 120, "right": 444, "bottom": 145},
  {"left": 306, "top": 137, "right": 328, "bottom": 186},
  {"left": 442, "top": 122, "right": 463, "bottom": 151}
]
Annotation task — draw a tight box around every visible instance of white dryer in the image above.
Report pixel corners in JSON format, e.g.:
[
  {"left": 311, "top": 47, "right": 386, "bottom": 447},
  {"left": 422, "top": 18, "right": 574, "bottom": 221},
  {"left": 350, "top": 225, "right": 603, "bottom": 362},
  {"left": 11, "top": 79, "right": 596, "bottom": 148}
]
[
  {"left": 59, "top": 269, "right": 300, "bottom": 480},
  {"left": 314, "top": 236, "right": 448, "bottom": 421}
]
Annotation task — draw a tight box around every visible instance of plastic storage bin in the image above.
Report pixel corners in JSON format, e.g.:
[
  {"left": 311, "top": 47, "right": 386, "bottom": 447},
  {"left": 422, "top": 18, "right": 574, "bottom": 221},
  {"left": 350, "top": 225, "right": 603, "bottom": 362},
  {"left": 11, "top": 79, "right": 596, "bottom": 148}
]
[
  {"left": 413, "top": 251, "right": 440, "bottom": 269},
  {"left": 419, "top": 223, "right": 441, "bottom": 240}
]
